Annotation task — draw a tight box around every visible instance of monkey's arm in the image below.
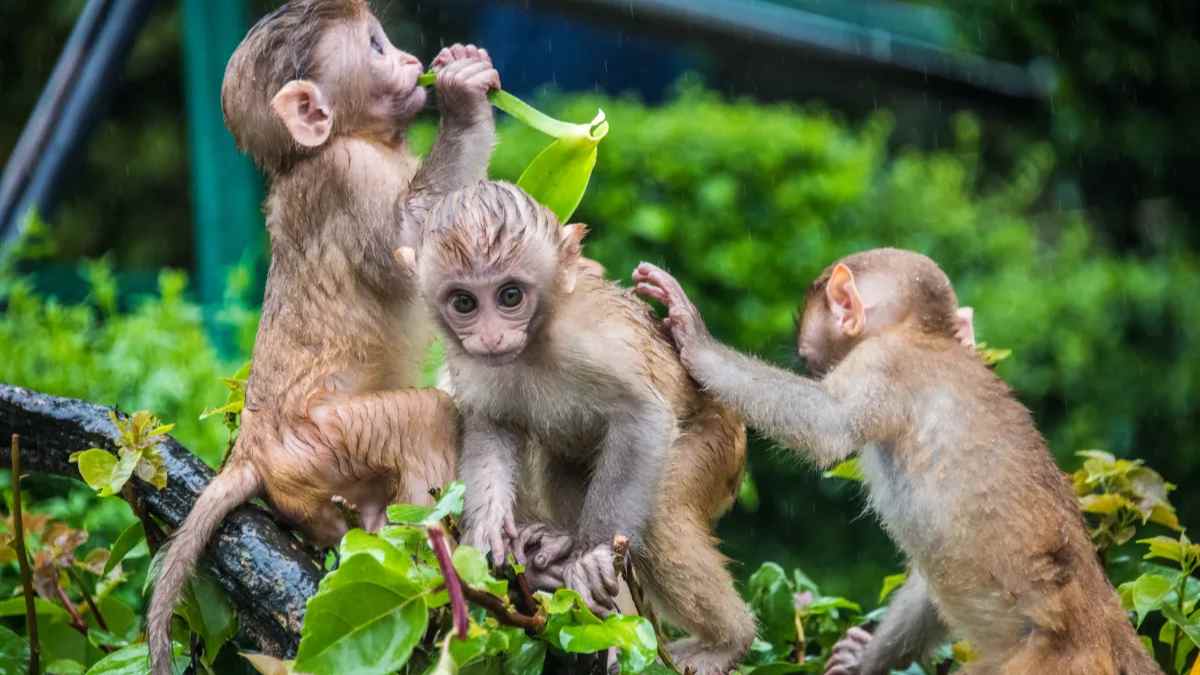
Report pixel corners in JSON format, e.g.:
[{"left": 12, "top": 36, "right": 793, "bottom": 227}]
[
  {"left": 686, "top": 342, "right": 888, "bottom": 467},
  {"left": 459, "top": 413, "right": 521, "bottom": 565},
  {"left": 564, "top": 402, "right": 671, "bottom": 611},
  {"left": 826, "top": 571, "right": 946, "bottom": 675},
  {"left": 409, "top": 45, "right": 498, "bottom": 200}
]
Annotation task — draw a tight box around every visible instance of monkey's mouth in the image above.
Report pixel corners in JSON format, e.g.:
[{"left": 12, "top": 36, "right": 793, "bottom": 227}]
[{"left": 471, "top": 348, "right": 523, "bottom": 367}]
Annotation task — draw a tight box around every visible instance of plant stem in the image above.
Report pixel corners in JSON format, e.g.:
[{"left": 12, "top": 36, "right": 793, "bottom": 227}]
[
  {"left": 11, "top": 434, "right": 40, "bottom": 675},
  {"left": 612, "top": 534, "right": 679, "bottom": 673},
  {"left": 417, "top": 71, "right": 597, "bottom": 139},
  {"left": 427, "top": 525, "right": 469, "bottom": 639},
  {"left": 65, "top": 567, "right": 109, "bottom": 632},
  {"left": 460, "top": 584, "right": 546, "bottom": 632}
]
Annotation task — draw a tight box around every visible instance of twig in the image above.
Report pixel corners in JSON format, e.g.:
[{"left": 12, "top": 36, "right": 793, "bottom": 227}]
[
  {"left": 11, "top": 434, "right": 40, "bottom": 675},
  {"left": 612, "top": 534, "right": 680, "bottom": 674},
  {"left": 461, "top": 584, "right": 546, "bottom": 632},
  {"left": 513, "top": 567, "right": 538, "bottom": 615},
  {"left": 427, "top": 525, "right": 469, "bottom": 638},
  {"left": 54, "top": 584, "right": 87, "bottom": 633},
  {"left": 65, "top": 567, "right": 109, "bottom": 632}
]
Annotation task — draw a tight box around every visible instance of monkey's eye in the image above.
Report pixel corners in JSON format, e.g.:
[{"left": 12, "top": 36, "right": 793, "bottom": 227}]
[
  {"left": 370, "top": 34, "right": 384, "bottom": 56},
  {"left": 497, "top": 284, "right": 524, "bottom": 309},
  {"left": 450, "top": 292, "right": 477, "bottom": 315}
]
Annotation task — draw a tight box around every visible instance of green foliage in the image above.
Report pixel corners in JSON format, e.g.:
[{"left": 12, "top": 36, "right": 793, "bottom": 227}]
[
  {"left": 70, "top": 411, "right": 173, "bottom": 496},
  {"left": 1074, "top": 449, "right": 1181, "bottom": 552}
]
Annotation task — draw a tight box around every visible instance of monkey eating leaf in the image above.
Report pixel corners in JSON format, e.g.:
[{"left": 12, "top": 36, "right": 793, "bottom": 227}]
[{"left": 419, "top": 70, "right": 609, "bottom": 222}]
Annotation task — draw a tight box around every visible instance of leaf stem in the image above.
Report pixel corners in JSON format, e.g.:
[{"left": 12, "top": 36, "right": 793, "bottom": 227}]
[
  {"left": 11, "top": 434, "right": 40, "bottom": 675},
  {"left": 460, "top": 584, "right": 546, "bottom": 632},
  {"left": 65, "top": 566, "right": 109, "bottom": 632},
  {"left": 427, "top": 525, "right": 469, "bottom": 639},
  {"left": 612, "top": 534, "right": 679, "bottom": 673},
  {"left": 417, "top": 71, "right": 600, "bottom": 139}
]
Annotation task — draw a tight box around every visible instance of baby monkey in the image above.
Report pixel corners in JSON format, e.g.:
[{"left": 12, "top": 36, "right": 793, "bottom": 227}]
[
  {"left": 634, "top": 249, "right": 1160, "bottom": 675},
  {"left": 400, "top": 181, "right": 757, "bottom": 674},
  {"left": 148, "top": 1, "right": 499, "bottom": 672}
]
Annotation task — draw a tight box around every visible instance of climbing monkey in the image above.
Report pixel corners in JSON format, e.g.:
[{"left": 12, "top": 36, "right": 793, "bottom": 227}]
[
  {"left": 148, "top": 2, "right": 501, "bottom": 672},
  {"left": 400, "top": 181, "right": 757, "bottom": 674},
  {"left": 634, "top": 249, "right": 1160, "bottom": 675}
]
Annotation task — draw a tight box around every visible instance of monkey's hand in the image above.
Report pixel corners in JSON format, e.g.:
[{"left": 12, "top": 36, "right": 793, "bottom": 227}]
[
  {"left": 462, "top": 510, "right": 518, "bottom": 570},
  {"left": 632, "top": 262, "right": 713, "bottom": 364},
  {"left": 509, "top": 523, "right": 574, "bottom": 591},
  {"left": 431, "top": 43, "right": 500, "bottom": 124},
  {"left": 563, "top": 543, "right": 620, "bottom": 615},
  {"left": 824, "top": 627, "right": 872, "bottom": 675}
]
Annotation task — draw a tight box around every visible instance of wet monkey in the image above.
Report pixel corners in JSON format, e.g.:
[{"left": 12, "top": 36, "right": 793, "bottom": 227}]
[
  {"left": 401, "top": 181, "right": 757, "bottom": 674},
  {"left": 147, "top": 2, "right": 500, "bottom": 672},
  {"left": 634, "top": 249, "right": 1160, "bottom": 675}
]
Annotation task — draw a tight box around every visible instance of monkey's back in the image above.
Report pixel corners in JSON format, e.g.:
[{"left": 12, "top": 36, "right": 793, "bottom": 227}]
[
  {"left": 569, "top": 270, "right": 748, "bottom": 523},
  {"left": 864, "top": 333, "right": 1153, "bottom": 671}
]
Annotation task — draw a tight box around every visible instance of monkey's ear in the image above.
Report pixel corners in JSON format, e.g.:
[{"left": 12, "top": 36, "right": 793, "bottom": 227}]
[
  {"left": 393, "top": 247, "right": 418, "bottom": 275},
  {"left": 954, "top": 306, "right": 976, "bottom": 348},
  {"left": 271, "top": 80, "right": 333, "bottom": 148},
  {"left": 826, "top": 263, "right": 865, "bottom": 338},
  {"left": 558, "top": 224, "right": 589, "bottom": 293}
]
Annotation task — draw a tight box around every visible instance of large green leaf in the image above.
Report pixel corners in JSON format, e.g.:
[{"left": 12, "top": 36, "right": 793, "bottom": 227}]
[
  {"left": 1119, "top": 573, "right": 1174, "bottom": 626},
  {"left": 453, "top": 545, "right": 507, "bottom": 596},
  {"left": 515, "top": 113, "right": 608, "bottom": 224},
  {"left": 386, "top": 480, "right": 465, "bottom": 527},
  {"left": 0, "top": 625, "right": 30, "bottom": 675},
  {"left": 747, "top": 562, "right": 796, "bottom": 645},
  {"left": 293, "top": 555, "right": 429, "bottom": 675},
  {"left": 0, "top": 596, "right": 71, "bottom": 622},
  {"left": 68, "top": 449, "right": 126, "bottom": 496}
]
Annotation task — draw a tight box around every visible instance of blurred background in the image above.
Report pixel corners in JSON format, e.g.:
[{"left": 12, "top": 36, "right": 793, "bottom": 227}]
[{"left": 2, "top": 0, "right": 1198, "bottom": 611}]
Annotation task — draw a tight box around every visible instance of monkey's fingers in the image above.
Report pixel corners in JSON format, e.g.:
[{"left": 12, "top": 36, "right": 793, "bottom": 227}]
[
  {"left": 634, "top": 262, "right": 691, "bottom": 309},
  {"left": 532, "top": 533, "right": 573, "bottom": 569},
  {"left": 634, "top": 282, "right": 671, "bottom": 307},
  {"left": 844, "top": 627, "right": 872, "bottom": 645}
]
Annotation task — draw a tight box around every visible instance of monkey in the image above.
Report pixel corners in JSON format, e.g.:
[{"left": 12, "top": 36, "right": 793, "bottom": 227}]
[
  {"left": 397, "top": 180, "right": 757, "bottom": 674},
  {"left": 147, "top": 2, "right": 500, "bottom": 672},
  {"left": 632, "top": 249, "right": 1161, "bottom": 675}
]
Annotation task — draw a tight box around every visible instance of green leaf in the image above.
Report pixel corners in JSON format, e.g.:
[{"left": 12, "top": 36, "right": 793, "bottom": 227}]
[
  {"left": 516, "top": 120, "right": 607, "bottom": 224},
  {"left": 1161, "top": 603, "right": 1200, "bottom": 648},
  {"left": 0, "top": 595, "right": 72, "bottom": 621},
  {"left": 385, "top": 504, "right": 434, "bottom": 525},
  {"left": 178, "top": 574, "right": 238, "bottom": 667},
  {"left": 69, "top": 448, "right": 127, "bottom": 496},
  {"left": 453, "top": 546, "right": 507, "bottom": 596},
  {"left": 502, "top": 632, "right": 546, "bottom": 675},
  {"left": 1120, "top": 573, "right": 1174, "bottom": 625},
  {"left": 747, "top": 563, "right": 795, "bottom": 645},
  {"left": 823, "top": 458, "right": 864, "bottom": 482},
  {"left": 104, "top": 522, "right": 146, "bottom": 576},
  {"left": 427, "top": 481, "right": 467, "bottom": 524},
  {"left": 1080, "top": 493, "right": 1135, "bottom": 516},
  {"left": 84, "top": 642, "right": 188, "bottom": 675},
  {"left": 559, "top": 614, "right": 657, "bottom": 673},
  {"left": 879, "top": 573, "right": 908, "bottom": 604},
  {"left": 741, "top": 664, "right": 807, "bottom": 675},
  {"left": 293, "top": 555, "right": 429, "bottom": 675},
  {"left": 45, "top": 659, "right": 86, "bottom": 674},
  {"left": 240, "top": 652, "right": 295, "bottom": 675},
  {"left": 0, "top": 625, "right": 30, "bottom": 675},
  {"left": 338, "top": 529, "right": 412, "bottom": 578}
]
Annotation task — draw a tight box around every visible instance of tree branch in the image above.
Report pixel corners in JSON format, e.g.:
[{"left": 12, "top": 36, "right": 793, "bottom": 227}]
[{"left": 0, "top": 384, "right": 323, "bottom": 658}]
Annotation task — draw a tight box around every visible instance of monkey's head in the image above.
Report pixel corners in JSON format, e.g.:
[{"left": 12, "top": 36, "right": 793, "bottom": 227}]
[
  {"left": 798, "top": 248, "right": 970, "bottom": 376},
  {"left": 400, "top": 181, "right": 586, "bottom": 366},
  {"left": 221, "top": 0, "right": 426, "bottom": 175}
]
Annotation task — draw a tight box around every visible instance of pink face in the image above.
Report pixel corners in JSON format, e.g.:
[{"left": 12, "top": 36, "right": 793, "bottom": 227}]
[
  {"left": 436, "top": 272, "right": 542, "bottom": 366},
  {"left": 320, "top": 15, "right": 426, "bottom": 132}
]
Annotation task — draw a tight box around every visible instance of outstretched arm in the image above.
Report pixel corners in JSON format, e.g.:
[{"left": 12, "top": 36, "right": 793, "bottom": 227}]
[{"left": 633, "top": 262, "right": 893, "bottom": 467}]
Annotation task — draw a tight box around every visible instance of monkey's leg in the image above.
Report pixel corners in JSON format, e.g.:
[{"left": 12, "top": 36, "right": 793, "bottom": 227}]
[
  {"left": 827, "top": 571, "right": 946, "bottom": 675},
  {"left": 636, "top": 514, "right": 756, "bottom": 675},
  {"left": 309, "top": 388, "right": 459, "bottom": 517}
]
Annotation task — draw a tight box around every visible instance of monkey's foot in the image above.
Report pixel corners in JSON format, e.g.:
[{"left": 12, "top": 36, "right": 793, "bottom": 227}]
[
  {"left": 824, "top": 627, "right": 871, "bottom": 675},
  {"left": 330, "top": 495, "right": 362, "bottom": 530},
  {"left": 667, "top": 637, "right": 740, "bottom": 675},
  {"left": 564, "top": 544, "right": 619, "bottom": 615}
]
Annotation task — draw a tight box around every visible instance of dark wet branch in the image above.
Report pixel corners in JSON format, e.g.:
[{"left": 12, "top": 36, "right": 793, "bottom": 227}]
[{"left": 0, "top": 384, "right": 322, "bottom": 658}]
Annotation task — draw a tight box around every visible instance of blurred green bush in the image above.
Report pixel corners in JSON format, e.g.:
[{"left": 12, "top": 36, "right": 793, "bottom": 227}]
[{"left": 5, "top": 83, "right": 1199, "bottom": 602}]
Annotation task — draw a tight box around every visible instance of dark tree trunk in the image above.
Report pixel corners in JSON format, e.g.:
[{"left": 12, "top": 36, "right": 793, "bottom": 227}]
[{"left": 0, "top": 384, "right": 321, "bottom": 658}]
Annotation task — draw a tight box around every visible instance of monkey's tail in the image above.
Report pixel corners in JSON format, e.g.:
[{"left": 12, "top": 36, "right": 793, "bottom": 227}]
[{"left": 147, "top": 461, "right": 262, "bottom": 675}]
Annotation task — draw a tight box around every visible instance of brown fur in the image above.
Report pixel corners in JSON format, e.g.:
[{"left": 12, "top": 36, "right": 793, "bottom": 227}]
[
  {"left": 418, "top": 182, "right": 756, "bottom": 674},
  {"left": 146, "top": 3, "right": 501, "bottom": 672},
  {"left": 634, "top": 248, "right": 1160, "bottom": 675}
]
